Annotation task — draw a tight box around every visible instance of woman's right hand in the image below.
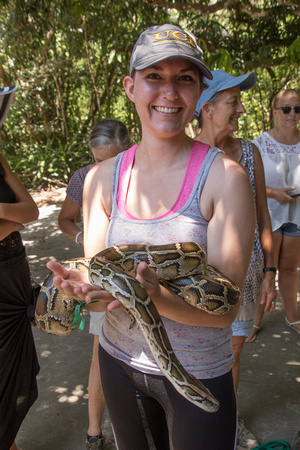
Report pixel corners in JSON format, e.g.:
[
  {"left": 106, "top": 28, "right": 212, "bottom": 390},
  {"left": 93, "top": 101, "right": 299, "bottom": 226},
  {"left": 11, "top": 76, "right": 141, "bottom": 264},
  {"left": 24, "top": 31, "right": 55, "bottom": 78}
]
[
  {"left": 268, "top": 187, "right": 298, "bottom": 204},
  {"left": 46, "top": 260, "right": 117, "bottom": 310}
]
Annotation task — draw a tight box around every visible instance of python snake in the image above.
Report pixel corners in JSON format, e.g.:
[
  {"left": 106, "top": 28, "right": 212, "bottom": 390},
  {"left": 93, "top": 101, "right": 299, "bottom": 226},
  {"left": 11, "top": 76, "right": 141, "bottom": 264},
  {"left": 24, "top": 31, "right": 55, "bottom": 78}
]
[
  {"left": 35, "top": 259, "right": 90, "bottom": 336},
  {"left": 36, "top": 242, "right": 240, "bottom": 412}
]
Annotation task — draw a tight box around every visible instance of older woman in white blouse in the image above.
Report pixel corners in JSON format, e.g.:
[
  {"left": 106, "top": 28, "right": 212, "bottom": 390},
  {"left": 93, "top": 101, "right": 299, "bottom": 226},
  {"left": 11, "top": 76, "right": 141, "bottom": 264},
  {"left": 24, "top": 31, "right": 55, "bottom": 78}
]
[{"left": 252, "top": 88, "right": 300, "bottom": 337}]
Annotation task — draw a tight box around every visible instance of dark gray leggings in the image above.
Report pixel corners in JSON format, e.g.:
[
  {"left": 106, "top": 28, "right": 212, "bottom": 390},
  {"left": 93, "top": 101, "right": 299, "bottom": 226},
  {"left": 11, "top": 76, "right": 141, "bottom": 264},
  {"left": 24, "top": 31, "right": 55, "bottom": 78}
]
[{"left": 99, "top": 345, "right": 237, "bottom": 450}]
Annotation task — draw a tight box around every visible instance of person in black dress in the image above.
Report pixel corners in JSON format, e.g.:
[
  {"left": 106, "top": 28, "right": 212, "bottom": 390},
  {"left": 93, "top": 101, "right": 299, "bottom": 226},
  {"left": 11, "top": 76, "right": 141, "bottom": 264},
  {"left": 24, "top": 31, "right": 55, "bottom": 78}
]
[{"left": 0, "top": 85, "right": 40, "bottom": 450}]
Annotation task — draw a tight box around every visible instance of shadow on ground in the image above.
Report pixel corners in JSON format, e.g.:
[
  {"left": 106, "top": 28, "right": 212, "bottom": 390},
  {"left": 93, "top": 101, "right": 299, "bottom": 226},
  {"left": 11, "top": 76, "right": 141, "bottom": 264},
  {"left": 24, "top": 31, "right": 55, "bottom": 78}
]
[{"left": 16, "top": 202, "right": 300, "bottom": 449}]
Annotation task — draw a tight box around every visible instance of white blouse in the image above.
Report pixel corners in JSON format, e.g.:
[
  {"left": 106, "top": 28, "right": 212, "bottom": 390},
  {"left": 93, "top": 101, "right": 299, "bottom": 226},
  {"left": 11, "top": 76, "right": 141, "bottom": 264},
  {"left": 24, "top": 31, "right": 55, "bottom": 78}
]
[{"left": 253, "top": 131, "right": 300, "bottom": 231}]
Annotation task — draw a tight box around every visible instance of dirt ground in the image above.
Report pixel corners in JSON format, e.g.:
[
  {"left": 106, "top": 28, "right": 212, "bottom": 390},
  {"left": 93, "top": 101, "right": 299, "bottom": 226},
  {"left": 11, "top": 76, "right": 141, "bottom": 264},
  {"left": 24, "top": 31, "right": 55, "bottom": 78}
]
[
  {"left": 24, "top": 187, "right": 83, "bottom": 282},
  {"left": 18, "top": 187, "right": 117, "bottom": 450},
  {"left": 16, "top": 188, "right": 300, "bottom": 450},
  {"left": 30, "top": 187, "right": 67, "bottom": 208}
]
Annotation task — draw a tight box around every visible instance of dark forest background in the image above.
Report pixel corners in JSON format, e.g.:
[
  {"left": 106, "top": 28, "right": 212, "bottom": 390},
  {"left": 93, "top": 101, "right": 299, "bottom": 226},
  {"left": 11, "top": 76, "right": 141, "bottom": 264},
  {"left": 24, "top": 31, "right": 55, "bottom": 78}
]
[{"left": 0, "top": 0, "right": 299, "bottom": 189}]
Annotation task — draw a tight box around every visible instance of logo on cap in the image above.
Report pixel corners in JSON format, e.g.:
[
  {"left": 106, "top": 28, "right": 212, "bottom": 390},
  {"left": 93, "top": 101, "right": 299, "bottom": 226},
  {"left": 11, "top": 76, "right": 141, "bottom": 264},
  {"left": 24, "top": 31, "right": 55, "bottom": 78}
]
[{"left": 152, "top": 29, "right": 197, "bottom": 51}]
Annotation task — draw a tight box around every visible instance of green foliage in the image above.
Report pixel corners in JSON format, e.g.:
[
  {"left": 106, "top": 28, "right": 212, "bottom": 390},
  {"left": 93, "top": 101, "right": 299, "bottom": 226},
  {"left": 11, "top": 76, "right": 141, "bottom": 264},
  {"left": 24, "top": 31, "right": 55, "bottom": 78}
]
[
  {"left": 0, "top": 0, "right": 169, "bottom": 186},
  {"left": 182, "top": 0, "right": 299, "bottom": 138},
  {"left": 0, "top": 0, "right": 299, "bottom": 188},
  {"left": 287, "top": 37, "right": 300, "bottom": 63}
]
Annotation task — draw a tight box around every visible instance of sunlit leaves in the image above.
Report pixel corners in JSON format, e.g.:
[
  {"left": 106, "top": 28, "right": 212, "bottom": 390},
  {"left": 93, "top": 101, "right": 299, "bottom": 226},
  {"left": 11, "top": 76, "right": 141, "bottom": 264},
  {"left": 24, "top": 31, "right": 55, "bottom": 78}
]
[{"left": 0, "top": 0, "right": 298, "bottom": 187}]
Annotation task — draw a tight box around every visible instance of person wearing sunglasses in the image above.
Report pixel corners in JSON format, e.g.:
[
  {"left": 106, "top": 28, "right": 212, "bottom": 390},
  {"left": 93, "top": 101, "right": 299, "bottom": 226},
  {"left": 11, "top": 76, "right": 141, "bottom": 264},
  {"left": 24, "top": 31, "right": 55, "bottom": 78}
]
[
  {"left": 250, "top": 88, "right": 300, "bottom": 339},
  {"left": 194, "top": 70, "right": 277, "bottom": 450},
  {"left": 275, "top": 105, "right": 300, "bottom": 115}
]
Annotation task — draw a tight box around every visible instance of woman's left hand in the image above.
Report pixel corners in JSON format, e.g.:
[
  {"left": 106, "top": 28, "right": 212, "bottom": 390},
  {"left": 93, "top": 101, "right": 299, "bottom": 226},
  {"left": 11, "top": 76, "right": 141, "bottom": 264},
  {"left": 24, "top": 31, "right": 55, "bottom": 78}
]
[
  {"left": 107, "top": 261, "right": 162, "bottom": 311},
  {"left": 260, "top": 272, "right": 277, "bottom": 313},
  {"left": 135, "top": 262, "right": 162, "bottom": 300}
]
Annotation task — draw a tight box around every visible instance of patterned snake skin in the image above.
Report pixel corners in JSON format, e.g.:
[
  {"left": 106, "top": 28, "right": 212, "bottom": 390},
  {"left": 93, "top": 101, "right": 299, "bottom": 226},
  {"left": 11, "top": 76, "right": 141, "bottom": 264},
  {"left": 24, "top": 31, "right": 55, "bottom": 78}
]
[{"left": 36, "top": 242, "right": 241, "bottom": 412}]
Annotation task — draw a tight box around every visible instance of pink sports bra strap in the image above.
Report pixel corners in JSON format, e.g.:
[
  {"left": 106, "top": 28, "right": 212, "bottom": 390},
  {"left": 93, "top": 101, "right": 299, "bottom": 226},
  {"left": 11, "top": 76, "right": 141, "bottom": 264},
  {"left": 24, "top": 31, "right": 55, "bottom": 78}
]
[{"left": 117, "top": 141, "right": 210, "bottom": 219}]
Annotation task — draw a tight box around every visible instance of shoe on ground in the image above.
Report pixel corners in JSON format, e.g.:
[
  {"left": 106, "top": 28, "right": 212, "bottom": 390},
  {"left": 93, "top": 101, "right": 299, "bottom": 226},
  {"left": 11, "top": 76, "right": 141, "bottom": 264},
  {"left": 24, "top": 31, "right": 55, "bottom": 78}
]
[
  {"left": 236, "top": 417, "right": 259, "bottom": 449},
  {"left": 285, "top": 317, "right": 300, "bottom": 335},
  {"left": 246, "top": 325, "right": 261, "bottom": 343},
  {"left": 86, "top": 433, "right": 104, "bottom": 450}
]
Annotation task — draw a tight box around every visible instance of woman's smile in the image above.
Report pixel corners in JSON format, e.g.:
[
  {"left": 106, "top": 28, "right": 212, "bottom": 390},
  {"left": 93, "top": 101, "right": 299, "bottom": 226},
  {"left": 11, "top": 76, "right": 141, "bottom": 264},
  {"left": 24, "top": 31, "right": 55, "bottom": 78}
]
[
  {"left": 154, "top": 106, "right": 182, "bottom": 114},
  {"left": 124, "top": 58, "right": 201, "bottom": 139}
]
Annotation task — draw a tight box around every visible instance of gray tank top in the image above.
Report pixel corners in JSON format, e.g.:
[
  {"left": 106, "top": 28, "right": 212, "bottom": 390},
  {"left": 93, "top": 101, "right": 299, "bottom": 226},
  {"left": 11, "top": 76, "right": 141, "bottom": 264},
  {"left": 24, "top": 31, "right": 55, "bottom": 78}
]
[{"left": 100, "top": 143, "right": 234, "bottom": 379}]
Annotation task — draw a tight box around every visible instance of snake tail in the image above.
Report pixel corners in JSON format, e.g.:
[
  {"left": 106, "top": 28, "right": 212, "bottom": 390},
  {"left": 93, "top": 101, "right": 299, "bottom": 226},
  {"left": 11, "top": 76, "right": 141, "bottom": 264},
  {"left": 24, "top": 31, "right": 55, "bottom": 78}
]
[{"left": 89, "top": 257, "right": 220, "bottom": 413}]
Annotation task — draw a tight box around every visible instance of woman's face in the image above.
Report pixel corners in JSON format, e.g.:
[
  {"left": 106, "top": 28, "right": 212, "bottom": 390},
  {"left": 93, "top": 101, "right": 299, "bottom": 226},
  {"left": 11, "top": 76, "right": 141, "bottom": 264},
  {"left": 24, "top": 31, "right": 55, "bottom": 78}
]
[
  {"left": 124, "top": 58, "right": 201, "bottom": 139},
  {"left": 273, "top": 92, "right": 300, "bottom": 129},
  {"left": 209, "top": 86, "right": 245, "bottom": 134}
]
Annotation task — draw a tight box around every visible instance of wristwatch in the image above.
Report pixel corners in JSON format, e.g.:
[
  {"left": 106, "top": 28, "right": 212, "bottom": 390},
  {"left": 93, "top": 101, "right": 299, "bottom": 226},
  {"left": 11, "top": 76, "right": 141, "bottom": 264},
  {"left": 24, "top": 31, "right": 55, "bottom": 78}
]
[{"left": 263, "top": 267, "right": 277, "bottom": 274}]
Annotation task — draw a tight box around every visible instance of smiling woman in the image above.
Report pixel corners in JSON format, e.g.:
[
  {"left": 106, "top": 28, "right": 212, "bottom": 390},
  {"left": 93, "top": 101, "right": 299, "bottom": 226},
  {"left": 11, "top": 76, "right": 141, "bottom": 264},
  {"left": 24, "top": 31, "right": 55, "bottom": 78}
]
[
  {"left": 124, "top": 59, "right": 202, "bottom": 142},
  {"left": 194, "top": 69, "right": 277, "bottom": 449},
  {"left": 47, "top": 25, "right": 255, "bottom": 450}
]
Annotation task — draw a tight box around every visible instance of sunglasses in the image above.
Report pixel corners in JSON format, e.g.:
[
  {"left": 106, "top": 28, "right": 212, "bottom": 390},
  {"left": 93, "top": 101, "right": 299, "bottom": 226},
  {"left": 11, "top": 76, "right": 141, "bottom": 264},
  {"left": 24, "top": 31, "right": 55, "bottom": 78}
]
[{"left": 275, "top": 106, "right": 300, "bottom": 114}]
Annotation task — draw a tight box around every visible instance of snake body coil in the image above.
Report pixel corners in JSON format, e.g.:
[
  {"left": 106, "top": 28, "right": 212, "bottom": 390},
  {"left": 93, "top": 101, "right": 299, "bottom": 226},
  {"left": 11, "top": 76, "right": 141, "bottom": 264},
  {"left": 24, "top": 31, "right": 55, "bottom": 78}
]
[
  {"left": 35, "top": 259, "right": 89, "bottom": 336},
  {"left": 35, "top": 242, "right": 240, "bottom": 412}
]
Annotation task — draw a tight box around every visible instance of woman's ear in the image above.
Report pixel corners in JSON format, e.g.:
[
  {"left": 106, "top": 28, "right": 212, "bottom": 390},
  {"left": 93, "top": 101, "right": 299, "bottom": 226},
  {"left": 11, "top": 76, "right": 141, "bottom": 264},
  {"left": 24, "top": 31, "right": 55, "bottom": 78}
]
[
  {"left": 203, "top": 102, "right": 213, "bottom": 117},
  {"left": 123, "top": 75, "right": 135, "bottom": 103},
  {"left": 272, "top": 108, "right": 279, "bottom": 122}
]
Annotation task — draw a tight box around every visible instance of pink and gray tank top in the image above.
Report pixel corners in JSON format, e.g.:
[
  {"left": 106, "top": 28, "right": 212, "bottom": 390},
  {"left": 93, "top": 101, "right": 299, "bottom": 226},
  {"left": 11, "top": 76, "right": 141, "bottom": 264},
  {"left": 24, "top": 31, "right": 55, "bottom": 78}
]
[{"left": 99, "top": 141, "right": 234, "bottom": 379}]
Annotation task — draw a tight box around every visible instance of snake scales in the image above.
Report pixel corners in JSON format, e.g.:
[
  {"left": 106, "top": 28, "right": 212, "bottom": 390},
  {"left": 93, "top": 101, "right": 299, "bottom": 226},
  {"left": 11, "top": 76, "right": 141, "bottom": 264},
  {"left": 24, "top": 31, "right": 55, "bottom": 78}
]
[{"left": 35, "top": 242, "right": 240, "bottom": 412}]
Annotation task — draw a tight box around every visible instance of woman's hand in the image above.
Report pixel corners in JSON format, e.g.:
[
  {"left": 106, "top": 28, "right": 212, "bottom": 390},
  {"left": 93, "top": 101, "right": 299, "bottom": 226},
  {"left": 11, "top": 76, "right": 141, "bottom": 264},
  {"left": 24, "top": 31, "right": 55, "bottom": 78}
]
[
  {"left": 0, "top": 220, "right": 24, "bottom": 241},
  {"left": 259, "top": 272, "right": 277, "bottom": 313},
  {"left": 268, "top": 187, "right": 298, "bottom": 204},
  {"left": 106, "top": 261, "right": 161, "bottom": 312},
  {"left": 0, "top": 155, "right": 39, "bottom": 224},
  {"left": 135, "top": 261, "right": 162, "bottom": 300},
  {"left": 46, "top": 260, "right": 117, "bottom": 311}
]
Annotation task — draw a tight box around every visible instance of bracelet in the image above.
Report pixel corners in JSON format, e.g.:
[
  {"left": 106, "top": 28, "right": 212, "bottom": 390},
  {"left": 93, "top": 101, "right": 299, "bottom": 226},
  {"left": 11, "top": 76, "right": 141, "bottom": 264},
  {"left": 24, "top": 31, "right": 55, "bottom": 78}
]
[
  {"left": 263, "top": 266, "right": 277, "bottom": 274},
  {"left": 75, "top": 230, "right": 83, "bottom": 244}
]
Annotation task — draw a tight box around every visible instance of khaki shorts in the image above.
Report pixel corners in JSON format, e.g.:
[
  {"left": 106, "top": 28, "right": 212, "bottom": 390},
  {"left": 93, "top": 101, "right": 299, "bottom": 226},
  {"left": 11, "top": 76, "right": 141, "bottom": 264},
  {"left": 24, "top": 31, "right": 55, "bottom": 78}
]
[{"left": 89, "top": 311, "right": 105, "bottom": 335}]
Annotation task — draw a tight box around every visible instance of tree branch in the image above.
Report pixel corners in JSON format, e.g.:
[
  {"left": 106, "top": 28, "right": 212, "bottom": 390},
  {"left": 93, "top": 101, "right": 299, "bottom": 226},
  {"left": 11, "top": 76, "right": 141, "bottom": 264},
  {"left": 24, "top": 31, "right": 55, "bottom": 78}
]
[
  {"left": 244, "top": 56, "right": 286, "bottom": 70},
  {"left": 238, "top": 0, "right": 300, "bottom": 18},
  {"left": 278, "top": 0, "right": 300, "bottom": 7},
  {"left": 53, "top": 73, "right": 68, "bottom": 141},
  {"left": 144, "top": 0, "right": 237, "bottom": 13},
  {"left": 144, "top": 0, "right": 300, "bottom": 17},
  {"left": 83, "top": 15, "right": 101, "bottom": 112},
  {"left": 0, "top": 64, "right": 7, "bottom": 86}
]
